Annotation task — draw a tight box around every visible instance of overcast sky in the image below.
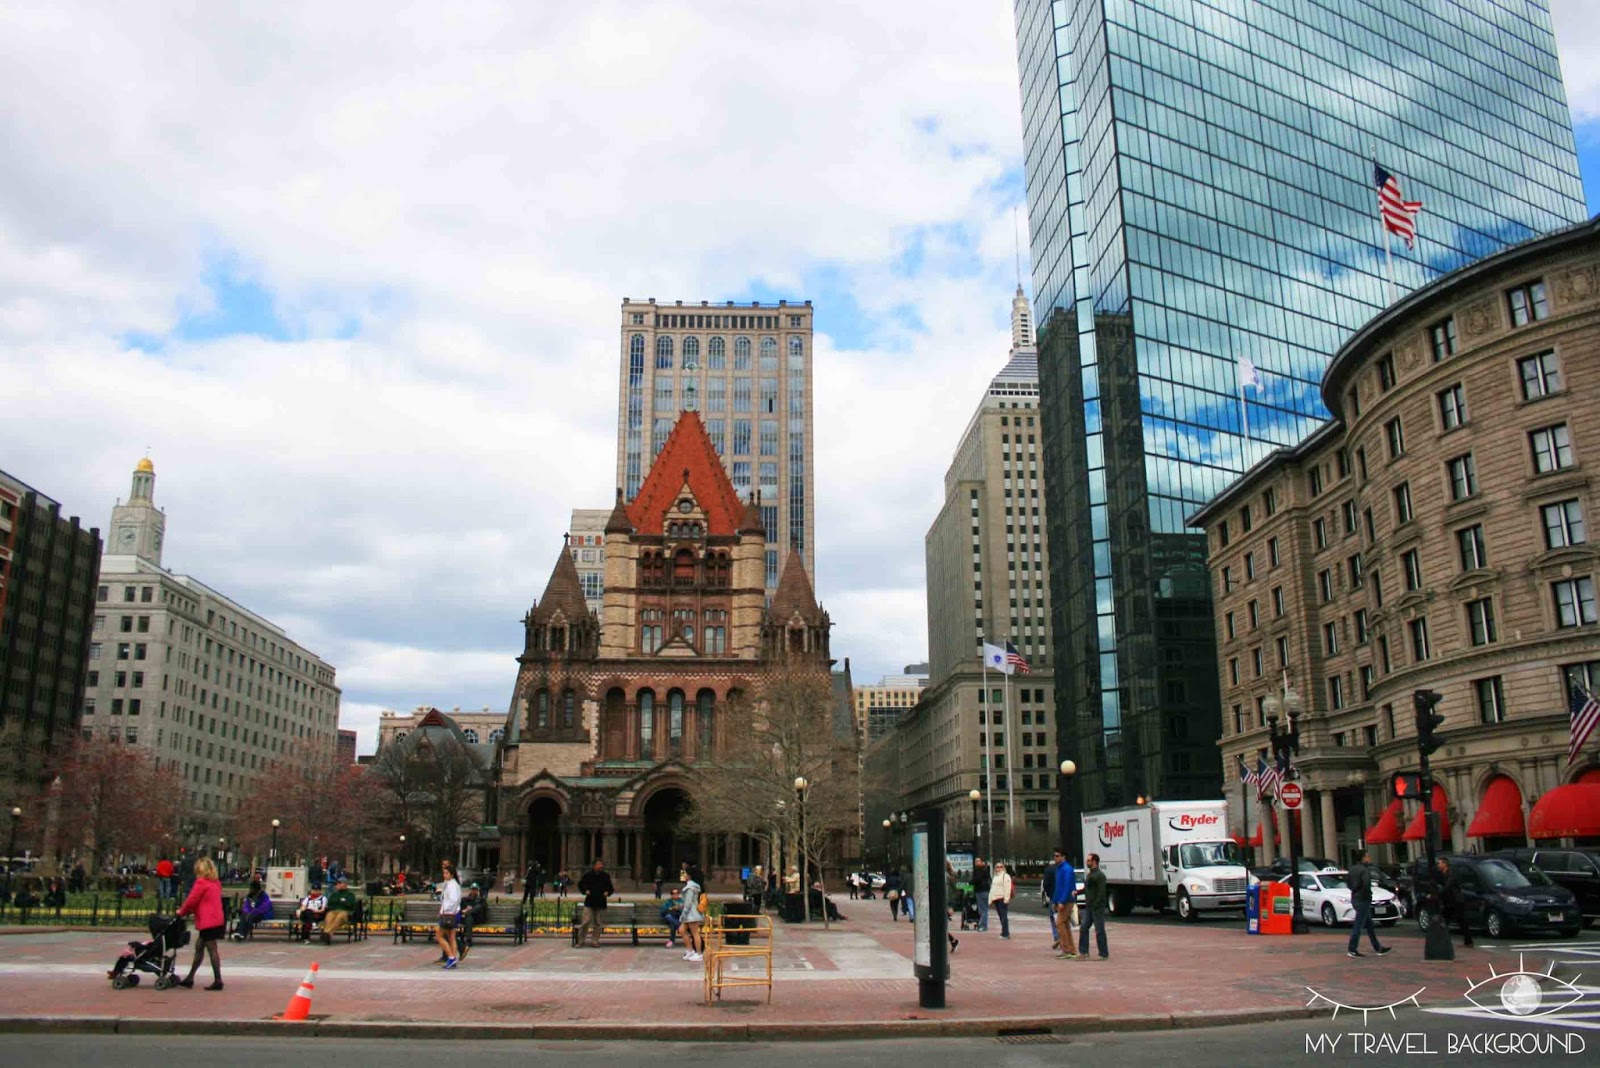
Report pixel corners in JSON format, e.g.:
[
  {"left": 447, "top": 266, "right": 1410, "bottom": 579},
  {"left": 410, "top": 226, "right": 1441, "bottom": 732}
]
[{"left": 4, "top": 2, "right": 1598, "bottom": 755}]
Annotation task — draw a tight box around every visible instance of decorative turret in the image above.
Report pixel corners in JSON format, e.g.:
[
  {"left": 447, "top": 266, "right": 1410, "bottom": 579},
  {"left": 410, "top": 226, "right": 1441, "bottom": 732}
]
[
  {"left": 761, "top": 549, "right": 830, "bottom": 660},
  {"left": 523, "top": 535, "right": 600, "bottom": 659}
]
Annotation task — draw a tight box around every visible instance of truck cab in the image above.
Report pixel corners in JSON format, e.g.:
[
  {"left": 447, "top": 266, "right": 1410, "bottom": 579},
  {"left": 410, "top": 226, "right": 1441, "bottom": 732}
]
[{"left": 1163, "top": 839, "right": 1249, "bottom": 920}]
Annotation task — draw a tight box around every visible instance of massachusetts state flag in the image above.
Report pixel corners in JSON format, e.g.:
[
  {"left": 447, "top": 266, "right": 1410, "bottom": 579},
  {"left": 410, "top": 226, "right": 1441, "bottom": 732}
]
[
  {"left": 1374, "top": 162, "right": 1423, "bottom": 249},
  {"left": 1236, "top": 355, "right": 1260, "bottom": 391},
  {"left": 982, "top": 641, "right": 1014, "bottom": 676},
  {"left": 1569, "top": 681, "right": 1600, "bottom": 766}
]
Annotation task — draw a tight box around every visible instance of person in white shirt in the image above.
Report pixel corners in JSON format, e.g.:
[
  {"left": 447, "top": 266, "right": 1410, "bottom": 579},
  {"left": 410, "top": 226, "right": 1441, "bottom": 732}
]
[
  {"left": 988, "top": 862, "right": 1015, "bottom": 939},
  {"left": 297, "top": 890, "right": 328, "bottom": 944},
  {"left": 435, "top": 860, "right": 462, "bottom": 969}
]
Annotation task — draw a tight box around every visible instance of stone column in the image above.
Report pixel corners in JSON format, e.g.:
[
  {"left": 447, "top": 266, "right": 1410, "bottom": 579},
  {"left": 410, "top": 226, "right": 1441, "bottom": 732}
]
[
  {"left": 1319, "top": 789, "right": 1338, "bottom": 862},
  {"left": 603, "top": 830, "right": 619, "bottom": 868}
]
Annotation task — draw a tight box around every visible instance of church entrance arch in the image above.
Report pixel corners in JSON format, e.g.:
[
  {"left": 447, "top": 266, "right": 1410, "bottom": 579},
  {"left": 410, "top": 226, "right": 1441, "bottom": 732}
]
[
  {"left": 641, "top": 787, "right": 696, "bottom": 878},
  {"left": 526, "top": 796, "right": 563, "bottom": 878}
]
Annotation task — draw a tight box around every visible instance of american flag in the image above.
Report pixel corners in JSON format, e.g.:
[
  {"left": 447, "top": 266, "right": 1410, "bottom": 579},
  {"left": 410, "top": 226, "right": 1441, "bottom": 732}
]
[
  {"left": 1374, "top": 162, "right": 1423, "bottom": 249},
  {"left": 1257, "top": 754, "right": 1279, "bottom": 798},
  {"left": 1005, "top": 641, "right": 1031, "bottom": 674},
  {"left": 1237, "top": 756, "right": 1259, "bottom": 786},
  {"left": 1569, "top": 681, "right": 1600, "bottom": 766}
]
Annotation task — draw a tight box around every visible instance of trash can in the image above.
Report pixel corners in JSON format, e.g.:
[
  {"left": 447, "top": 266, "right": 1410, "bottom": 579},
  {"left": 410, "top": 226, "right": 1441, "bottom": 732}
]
[
  {"left": 721, "top": 900, "right": 755, "bottom": 946},
  {"left": 782, "top": 893, "right": 804, "bottom": 924},
  {"left": 1245, "top": 883, "right": 1261, "bottom": 935}
]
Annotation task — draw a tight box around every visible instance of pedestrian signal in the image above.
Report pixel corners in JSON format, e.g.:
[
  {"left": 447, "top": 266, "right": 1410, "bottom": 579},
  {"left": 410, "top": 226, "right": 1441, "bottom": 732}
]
[{"left": 1391, "top": 773, "right": 1425, "bottom": 799}]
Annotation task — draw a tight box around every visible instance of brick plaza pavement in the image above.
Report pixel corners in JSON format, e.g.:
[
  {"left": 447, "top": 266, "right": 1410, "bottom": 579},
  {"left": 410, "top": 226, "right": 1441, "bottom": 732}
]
[{"left": 0, "top": 896, "right": 1564, "bottom": 1038}]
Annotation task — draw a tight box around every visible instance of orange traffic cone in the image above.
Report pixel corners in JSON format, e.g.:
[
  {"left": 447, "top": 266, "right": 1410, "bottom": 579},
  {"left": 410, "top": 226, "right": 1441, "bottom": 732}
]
[{"left": 278, "top": 962, "right": 318, "bottom": 1021}]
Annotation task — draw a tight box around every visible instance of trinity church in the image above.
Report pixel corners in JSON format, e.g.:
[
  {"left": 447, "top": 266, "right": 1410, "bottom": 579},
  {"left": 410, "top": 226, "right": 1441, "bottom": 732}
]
[{"left": 494, "top": 411, "right": 831, "bottom": 883}]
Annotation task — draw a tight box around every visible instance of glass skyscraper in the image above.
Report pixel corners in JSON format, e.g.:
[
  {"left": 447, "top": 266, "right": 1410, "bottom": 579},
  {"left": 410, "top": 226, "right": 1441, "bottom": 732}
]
[{"left": 1014, "top": 0, "right": 1586, "bottom": 817}]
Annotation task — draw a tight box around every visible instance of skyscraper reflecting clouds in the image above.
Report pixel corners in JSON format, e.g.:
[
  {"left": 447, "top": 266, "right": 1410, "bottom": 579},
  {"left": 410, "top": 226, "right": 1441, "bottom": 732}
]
[{"left": 1014, "top": 0, "right": 1586, "bottom": 814}]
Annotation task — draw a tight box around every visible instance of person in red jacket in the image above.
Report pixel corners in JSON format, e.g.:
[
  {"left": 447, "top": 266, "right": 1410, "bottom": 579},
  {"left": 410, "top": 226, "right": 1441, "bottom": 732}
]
[
  {"left": 155, "top": 856, "right": 176, "bottom": 900},
  {"left": 175, "top": 856, "right": 226, "bottom": 990}
]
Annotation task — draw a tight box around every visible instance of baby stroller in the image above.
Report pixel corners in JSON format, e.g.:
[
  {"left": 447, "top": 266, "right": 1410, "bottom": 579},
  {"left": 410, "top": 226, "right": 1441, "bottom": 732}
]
[{"left": 108, "top": 914, "right": 189, "bottom": 990}]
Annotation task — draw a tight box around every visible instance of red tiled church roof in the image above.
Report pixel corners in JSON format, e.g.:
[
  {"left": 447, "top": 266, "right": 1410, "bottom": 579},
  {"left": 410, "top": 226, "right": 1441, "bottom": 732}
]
[{"left": 626, "top": 411, "right": 747, "bottom": 536}]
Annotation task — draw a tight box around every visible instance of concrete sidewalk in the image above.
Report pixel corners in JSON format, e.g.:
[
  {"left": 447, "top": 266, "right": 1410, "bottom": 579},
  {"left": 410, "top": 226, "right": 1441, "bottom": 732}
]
[{"left": 0, "top": 901, "right": 1535, "bottom": 1039}]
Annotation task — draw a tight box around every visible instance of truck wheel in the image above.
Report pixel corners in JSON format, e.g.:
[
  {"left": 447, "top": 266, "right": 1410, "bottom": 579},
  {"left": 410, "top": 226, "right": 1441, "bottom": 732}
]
[{"left": 1177, "top": 889, "right": 1196, "bottom": 922}]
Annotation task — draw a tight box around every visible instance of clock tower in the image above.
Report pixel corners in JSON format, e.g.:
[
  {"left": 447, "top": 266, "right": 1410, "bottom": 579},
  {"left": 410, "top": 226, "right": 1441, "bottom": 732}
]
[{"left": 109, "top": 457, "right": 165, "bottom": 566}]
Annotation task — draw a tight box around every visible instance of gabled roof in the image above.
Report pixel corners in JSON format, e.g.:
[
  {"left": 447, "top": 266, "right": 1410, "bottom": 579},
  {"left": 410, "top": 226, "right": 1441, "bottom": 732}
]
[
  {"left": 626, "top": 411, "right": 746, "bottom": 537},
  {"left": 531, "top": 538, "right": 592, "bottom": 624},
  {"left": 767, "top": 548, "right": 823, "bottom": 624}
]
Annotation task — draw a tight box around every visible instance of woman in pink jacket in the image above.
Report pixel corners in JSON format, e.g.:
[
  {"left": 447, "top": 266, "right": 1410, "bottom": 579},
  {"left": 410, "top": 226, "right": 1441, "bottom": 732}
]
[{"left": 176, "top": 856, "right": 226, "bottom": 989}]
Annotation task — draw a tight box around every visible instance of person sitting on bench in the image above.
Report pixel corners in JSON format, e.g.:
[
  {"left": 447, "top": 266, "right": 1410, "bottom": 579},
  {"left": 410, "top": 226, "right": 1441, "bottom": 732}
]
[
  {"left": 297, "top": 888, "right": 328, "bottom": 944},
  {"left": 322, "top": 877, "right": 358, "bottom": 944}
]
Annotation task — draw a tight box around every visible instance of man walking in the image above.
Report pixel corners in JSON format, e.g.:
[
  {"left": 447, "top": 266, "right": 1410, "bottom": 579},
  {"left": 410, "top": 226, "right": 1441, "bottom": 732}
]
[
  {"left": 1053, "top": 851, "right": 1078, "bottom": 958},
  {"left": 1042, "top": 849, "right": 1062, "bottom": 949},
  {"left": 1078, "top": 853, "right": 1109, "bottom": 960},
  {"left": 971, "top": 857, "right": 992, "bottom": 932},
  {"left": 1435, "top": 856, "right": 1474, "bottom": 948},
  {"left": 577, "top": 859, "right": 615, "bottom": 947},
  {"left": 1345, "top": 849, "right": 1391, "bottom": 958},
  {"left": 522, "top": 859, "right": 543, "bottom": 906}
]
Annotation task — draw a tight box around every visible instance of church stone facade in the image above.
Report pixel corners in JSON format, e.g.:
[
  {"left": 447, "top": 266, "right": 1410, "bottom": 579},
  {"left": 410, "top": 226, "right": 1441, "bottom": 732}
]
[{"left": 495, "top": 411, "right": 831, "bottom": 883}]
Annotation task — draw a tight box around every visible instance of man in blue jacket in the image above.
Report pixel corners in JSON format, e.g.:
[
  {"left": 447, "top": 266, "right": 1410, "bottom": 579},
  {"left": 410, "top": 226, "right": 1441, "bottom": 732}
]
[{"left": 1052, "top": 851, "right": 1078, "bottom": 959}]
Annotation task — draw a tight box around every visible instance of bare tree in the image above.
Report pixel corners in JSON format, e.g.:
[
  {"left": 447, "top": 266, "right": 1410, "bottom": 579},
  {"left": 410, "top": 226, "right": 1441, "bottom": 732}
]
[
  {"left": 47, "top": 736, "right": 178, "bottom": 869},
  {"left": 687, "top": 662, "right": 858, "bottom": 926},
  {"left": 367, "top": 730, "right": 487, "bottom": 872},
  {"left": 232, "top": 741, "right": 361, "bottom": 868}
]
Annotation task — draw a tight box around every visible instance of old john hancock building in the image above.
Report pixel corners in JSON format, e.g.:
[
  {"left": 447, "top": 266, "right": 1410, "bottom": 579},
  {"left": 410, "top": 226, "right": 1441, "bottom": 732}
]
[{"left": 495, "top": 411, "right": 831, "bottom": 883}]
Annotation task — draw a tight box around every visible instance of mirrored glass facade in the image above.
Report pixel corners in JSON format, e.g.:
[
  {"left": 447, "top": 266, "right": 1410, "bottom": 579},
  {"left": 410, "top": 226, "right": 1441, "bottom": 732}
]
[{"left": 1015, "top": 0, "right": 1585, "bottom": 814}]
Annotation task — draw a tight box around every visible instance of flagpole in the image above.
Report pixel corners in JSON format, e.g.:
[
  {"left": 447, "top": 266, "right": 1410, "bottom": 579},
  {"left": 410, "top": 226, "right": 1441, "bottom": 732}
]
[
  {"left": 982, "top": 653, "right": 994, "bottom": 846},
  {"left": 1240, "top": 761, "right": 1251, "bottom": 866},
  {"left": 1238, "top": 378, "right": 1251, "bottom": 469},
  {"left": 1004, "top": 663, "right": 1016, "bottom": 862}
]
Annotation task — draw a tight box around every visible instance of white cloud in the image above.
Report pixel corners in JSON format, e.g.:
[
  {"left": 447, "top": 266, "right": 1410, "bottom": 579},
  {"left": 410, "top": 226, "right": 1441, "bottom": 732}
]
[
  {"left": 1553, "top": 0, "right": 1600, "bottom": 122},
  {"left": 0, "top": 1, "right": 1027, "bottom": 729}
]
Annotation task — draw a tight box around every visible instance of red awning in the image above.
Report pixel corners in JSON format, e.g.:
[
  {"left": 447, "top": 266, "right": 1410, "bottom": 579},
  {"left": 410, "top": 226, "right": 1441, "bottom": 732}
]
[
  {"left": 1467, "top": 776, "right": 1525, "bottom": 839},
  {"left": 1365, "top": 799, "right": 1404, "bottom": 844},
  {"left": 1579, "top": 768, "right": 1600, "bottom": 786},
  {"left": 1402, "top": 784, "right": 1449, "bottom": 842},
  {"left": 1529, "top": 783, "right": 1600, "bottom": 839}
]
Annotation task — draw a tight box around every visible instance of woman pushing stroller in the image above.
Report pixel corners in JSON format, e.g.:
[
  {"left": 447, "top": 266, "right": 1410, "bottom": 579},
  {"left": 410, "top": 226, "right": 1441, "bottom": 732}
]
[{"left": 174, "top": 856, "right": 226, "bottom": 990}]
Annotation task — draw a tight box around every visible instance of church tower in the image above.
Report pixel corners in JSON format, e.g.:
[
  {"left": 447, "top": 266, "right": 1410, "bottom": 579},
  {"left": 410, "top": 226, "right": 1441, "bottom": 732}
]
[{"left": 109, "top": 457, "right": 165, "bottom": 565}]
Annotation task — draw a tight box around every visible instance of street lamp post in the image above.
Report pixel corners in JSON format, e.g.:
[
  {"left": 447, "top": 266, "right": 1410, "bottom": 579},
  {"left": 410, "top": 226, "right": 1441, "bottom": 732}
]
[
  {"left": 1265, "top": 679, "right": 1305, "bottom": 934},
  {"left": 1058, "top": 761, "right": 1076, "bottom": 860},
  {"left": 270, "top": 818, "right": 281, "bottom": 865},
  {"left": 881, "top": 818, "right": 893, "bottom": 869},
  {"left": 5, "top": 807, "right": 21, "bottom": 898},
  {"left": 795, "top": 777, "right": 809, "bottom": 923},
  {"left": 398, "top": 835, "right": 407, "bottom": 881},
  {"left": 968, "top": 789, "right": 982, "bottom": 852}
]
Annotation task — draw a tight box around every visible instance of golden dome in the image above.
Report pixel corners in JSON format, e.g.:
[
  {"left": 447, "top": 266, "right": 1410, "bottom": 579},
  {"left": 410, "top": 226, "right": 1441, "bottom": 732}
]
[{"left": 135, "top": 457, "right": 154, "bottom": 474}]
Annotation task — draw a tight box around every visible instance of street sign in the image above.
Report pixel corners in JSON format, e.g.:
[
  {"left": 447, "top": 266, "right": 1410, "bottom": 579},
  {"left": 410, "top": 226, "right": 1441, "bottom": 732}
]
[{"left": 1279, "top": 783, "right": 1303, "bottom": 809}]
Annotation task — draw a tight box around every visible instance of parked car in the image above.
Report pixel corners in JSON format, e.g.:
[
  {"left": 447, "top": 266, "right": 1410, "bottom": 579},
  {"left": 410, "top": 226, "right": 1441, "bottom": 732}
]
[
  {"left": 1414, "top": 854, "right": 1581, "bottom": 939},
  {"left": 1495, "top": 848, "right": 1600, "bottom": 928},
  {"left": 1264, "top": 856, "right": 1339, "bottom": 877},
  {"left": 1275, "top": 870, "right": 1400, "bottom": 928}
]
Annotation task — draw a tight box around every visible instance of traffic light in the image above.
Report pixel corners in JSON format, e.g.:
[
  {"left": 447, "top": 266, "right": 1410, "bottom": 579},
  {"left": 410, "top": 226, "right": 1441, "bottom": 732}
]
[
  {"left": 1391, "top": 772, "right": 1425, "bottom": 800},
  {"left": 1414, "top": 689, "right": 1445, "bottom": 756}
]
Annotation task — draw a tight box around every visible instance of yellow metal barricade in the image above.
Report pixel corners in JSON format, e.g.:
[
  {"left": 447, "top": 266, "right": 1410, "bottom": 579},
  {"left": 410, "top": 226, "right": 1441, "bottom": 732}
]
[{"left": 702, "top": 913, "right": 774, "bottom": 1005}]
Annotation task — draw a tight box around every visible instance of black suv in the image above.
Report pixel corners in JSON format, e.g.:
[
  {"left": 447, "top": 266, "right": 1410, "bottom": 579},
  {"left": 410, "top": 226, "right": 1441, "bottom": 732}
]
[
  {"left": 1414, "top": 854, "right": 1580, "bottom": 939},
  {"left": 1496, "top": 848, "right": 1600, "bottom": 928}
]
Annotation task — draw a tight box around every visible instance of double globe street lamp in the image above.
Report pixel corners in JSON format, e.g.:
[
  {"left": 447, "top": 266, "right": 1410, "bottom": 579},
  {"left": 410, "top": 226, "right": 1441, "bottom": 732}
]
[{"left": 794, "top": 776, "right": 809, "bottom": 922}]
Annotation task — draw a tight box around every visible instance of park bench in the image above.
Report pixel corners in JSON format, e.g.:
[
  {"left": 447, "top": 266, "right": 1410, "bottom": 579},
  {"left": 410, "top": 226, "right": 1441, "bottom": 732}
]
[
  {"left": 461, "top": 901, "right": 527, "bottom": 947},
  {"left": 568, "top": 901, "right": 671, "bottom": 946},
  {"left": 239, "top": 896, "right": 367, "bottom": 942},
  {"left": 392, "top": 899, "right": 446, "bottom": 944}
]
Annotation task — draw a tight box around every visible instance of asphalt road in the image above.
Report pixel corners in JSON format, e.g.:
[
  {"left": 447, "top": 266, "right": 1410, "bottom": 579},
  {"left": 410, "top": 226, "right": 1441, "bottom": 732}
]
[{"left": 1, "top": 1016, "right": 1591, "bottom": 1068}]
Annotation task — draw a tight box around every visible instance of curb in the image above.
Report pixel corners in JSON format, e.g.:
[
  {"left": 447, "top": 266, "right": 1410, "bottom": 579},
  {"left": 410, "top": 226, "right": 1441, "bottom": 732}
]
[{"left": 0, "top": 1006, "right": 1317, "bottom": 1042}]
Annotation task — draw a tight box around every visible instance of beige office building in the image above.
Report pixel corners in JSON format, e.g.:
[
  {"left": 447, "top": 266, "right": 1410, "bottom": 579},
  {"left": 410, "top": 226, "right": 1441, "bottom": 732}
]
[
  {"left": 81, "top": 460, "right": 340, "bottom": 836},
  {"left": 869, "top": 290, "right": 1059, "bottom": 850},
  {"left": 377, "top": 705, "right": 508, "bottom": 750},
  {"left": 615, "top": 298, "right": 814, "bottom": 592},
  {"left": 1190, "top": 219, "right": 1600, "bottom": 865},
  {"left": 568, "top": 508, "right": 610, "bottom": 616},
  {"left": 854, "top": 671, "right": 928, "bottom": 746}
]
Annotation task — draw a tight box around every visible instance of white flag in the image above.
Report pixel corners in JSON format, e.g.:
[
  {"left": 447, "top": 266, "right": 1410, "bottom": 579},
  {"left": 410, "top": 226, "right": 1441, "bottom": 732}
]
[
  {"left": 1237, "top": 355, "right": 1261, "bottom": 390},
  {"left": 982, "top": 642, "right": 1014, "bottom": 675}
]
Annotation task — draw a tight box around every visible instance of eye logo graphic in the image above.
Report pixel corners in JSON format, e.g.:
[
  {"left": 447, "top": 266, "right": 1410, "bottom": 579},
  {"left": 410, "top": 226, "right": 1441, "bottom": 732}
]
[
  {"left": 1305, "top": 985, "right": 1426, "bottom": 1023},
  {"left": 1462, "top": 954, "right": 1585, "bottom": 1019}
]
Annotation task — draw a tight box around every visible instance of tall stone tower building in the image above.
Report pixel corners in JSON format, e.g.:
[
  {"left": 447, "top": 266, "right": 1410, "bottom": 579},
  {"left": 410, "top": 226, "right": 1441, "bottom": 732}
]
[{"left": 614, "top": 298, "right": 815, "bottom": 592}]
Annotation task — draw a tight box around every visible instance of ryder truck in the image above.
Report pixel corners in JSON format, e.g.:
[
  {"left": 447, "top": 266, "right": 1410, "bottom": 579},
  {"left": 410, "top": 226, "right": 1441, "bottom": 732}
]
[{"left": 1080, "top": 800, "right": 1248, "bottom": 920}]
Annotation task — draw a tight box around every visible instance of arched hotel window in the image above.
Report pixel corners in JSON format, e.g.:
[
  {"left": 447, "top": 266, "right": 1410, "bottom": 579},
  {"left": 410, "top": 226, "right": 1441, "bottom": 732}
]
[
  {"left": 759, "top": 336, "right": 778, "bottom": 370},
  {"left": 708, "top": 336, "right": 726, "bottom": 370},
  {"left": 682, "top": 336, "right": 700, "bottom": 370},
  {"left": 656, "top": 335, "right": 673, "bottom": 369},
  {"left": 734, "top": 337, "right": 751, "bottom": 370},
  {"left": 462, "top": 729, "right": 479, "bottom": 744},
  {"left": 788, "top": 336, "right": 803, "bottom": 363},
  {"left": 629, "top": 335, "right": 645, "bottom": 385}
]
